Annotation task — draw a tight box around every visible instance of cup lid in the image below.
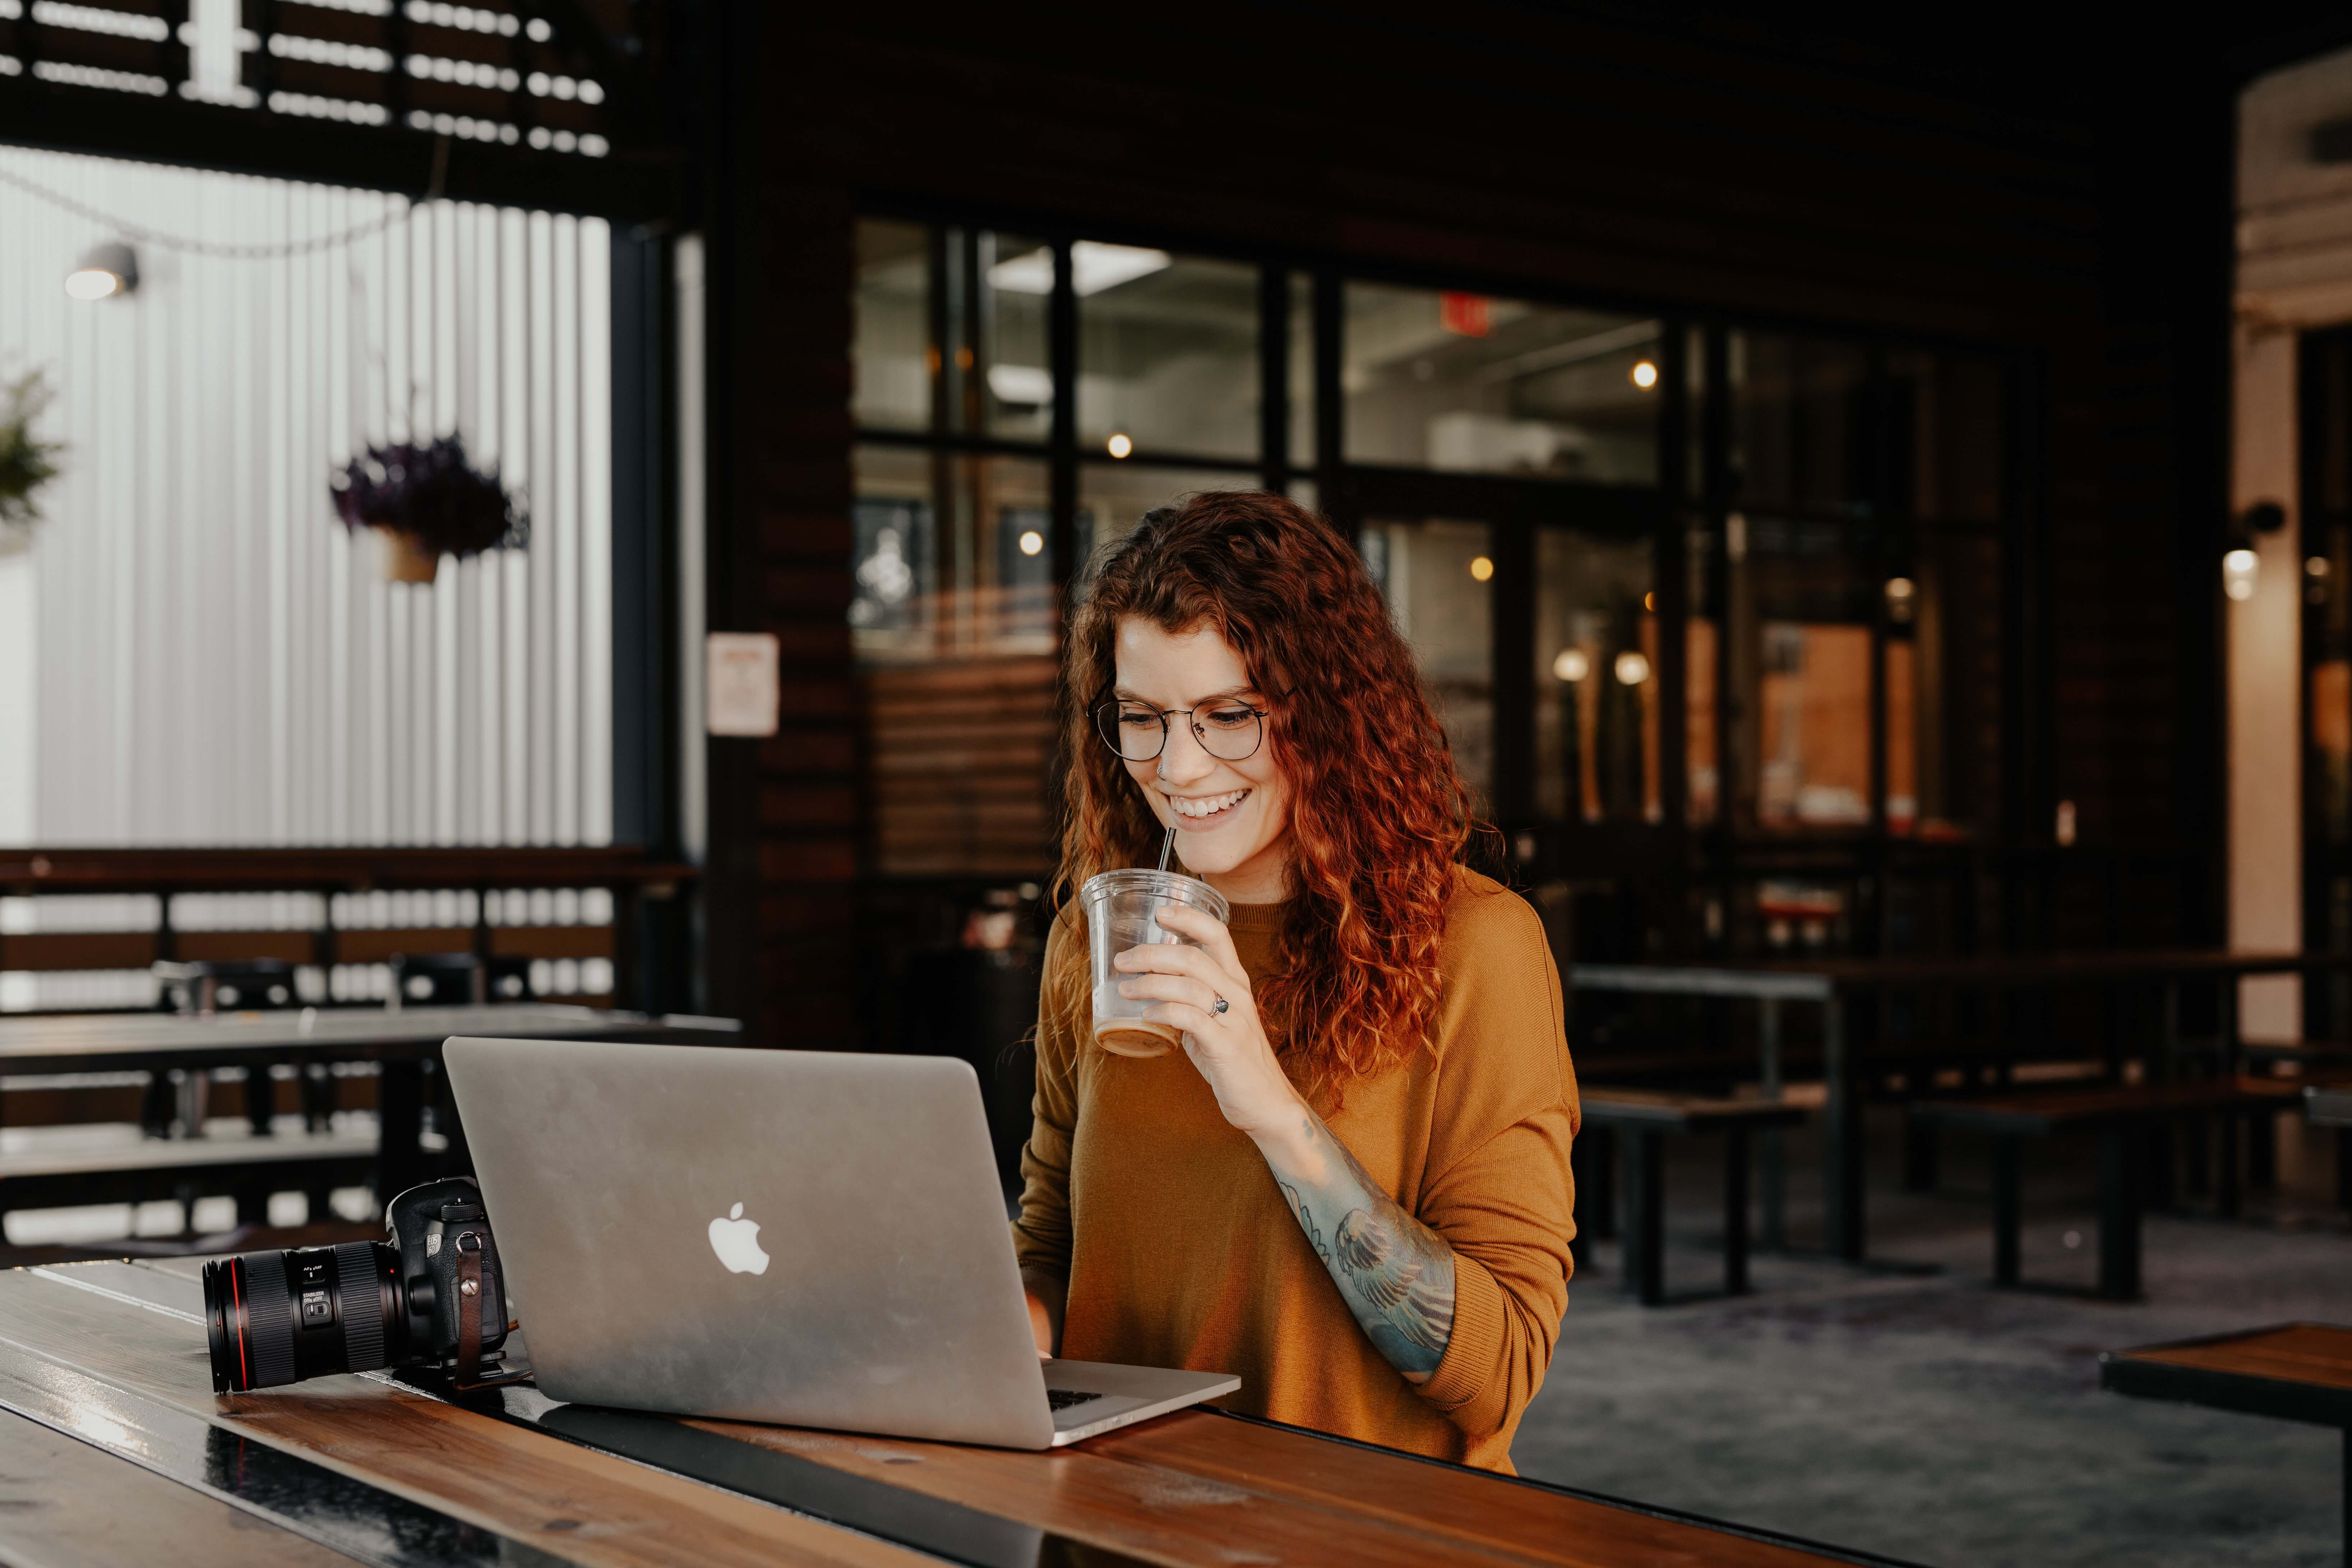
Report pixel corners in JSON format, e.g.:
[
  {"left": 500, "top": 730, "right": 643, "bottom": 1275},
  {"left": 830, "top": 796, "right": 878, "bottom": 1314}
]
[{"left": 1078, "top": 867, "right": 1231, "bottom": 924}]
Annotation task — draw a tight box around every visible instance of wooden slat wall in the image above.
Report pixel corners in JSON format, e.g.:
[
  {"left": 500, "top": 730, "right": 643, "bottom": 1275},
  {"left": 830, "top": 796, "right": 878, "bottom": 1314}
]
[{"left": 865, "top": 657, "right": 1058, "bottom": 878}]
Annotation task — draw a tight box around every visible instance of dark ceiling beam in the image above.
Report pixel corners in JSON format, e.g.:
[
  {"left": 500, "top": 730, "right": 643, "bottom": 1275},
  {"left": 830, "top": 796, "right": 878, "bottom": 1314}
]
[{"left": 0, "top": 77, "right": 678, "bottom": 221}]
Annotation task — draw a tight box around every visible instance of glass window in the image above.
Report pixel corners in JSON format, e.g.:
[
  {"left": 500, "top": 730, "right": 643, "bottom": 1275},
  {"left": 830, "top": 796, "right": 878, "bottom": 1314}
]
[
  {"left": 1755, "top": 622, "right": 1873, "bottom": 829},
  {"left": 854, "top": 446, "right": 1058, "bottom": 878},
  {"left": 1363, "top": 518, "right": 1493, "bottom": 804},
  {"left": 1731, "top": 333, "right": 1869, "bottom": 514},
  {"left": 1345, "top": 284, "right": 1660, "bottom": 482},
  {"left": 1076, "top": 464, "right": 1265, "bottom": 580},
  {"left": 853, "top": 446, "right": 1054, "bottom": 662},
  {"left": 852, "top": 219, "right": 929, "bottom": 433},
  {"left": 1076, "top": 248, "right": 1258, "bottom": 461},
  {"left": 964, "top": 231, "right": 1051, "bottom": 442},
  {"left": 1535, "top": 531, "right": 1655, "bottom": 823},
  {"left": 1900, "top": 529, "right": 2000, "bottom": 837},
  {"left": 855, "top": 223, "right": 1052, "bottom": 441},
  {"left": 1888, "top": 351, "right": 2004, "bottom": 524}
]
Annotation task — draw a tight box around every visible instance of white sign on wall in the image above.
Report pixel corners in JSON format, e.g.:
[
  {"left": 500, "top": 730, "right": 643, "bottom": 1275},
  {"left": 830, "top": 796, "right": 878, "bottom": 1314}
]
[{"left": 706, "top": 632, "right": 781, "bottom": 738}]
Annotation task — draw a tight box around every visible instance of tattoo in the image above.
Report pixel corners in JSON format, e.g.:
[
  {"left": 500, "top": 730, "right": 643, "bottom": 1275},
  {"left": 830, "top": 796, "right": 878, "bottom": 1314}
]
[
  {"left": 1260, "top": 1107, "right": 1456, "bottom": 1383},
  {"left": 1334, "top": 1210, "right": 1453, "bottom": 1360},
  {"left": 1277, "top": 1182, "right": 1331, "bottom": 1264}
]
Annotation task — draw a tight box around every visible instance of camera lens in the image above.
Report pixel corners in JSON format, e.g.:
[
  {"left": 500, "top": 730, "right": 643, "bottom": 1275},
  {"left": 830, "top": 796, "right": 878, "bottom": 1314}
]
[{"left": 203, "top": 1241, "right": 400, "bottom": 1394}]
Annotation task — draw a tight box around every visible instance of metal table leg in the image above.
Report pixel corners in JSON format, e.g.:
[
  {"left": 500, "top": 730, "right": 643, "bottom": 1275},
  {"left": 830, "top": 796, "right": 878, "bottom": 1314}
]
[
  {"left": 1992, "top": 1134, "right": 2022, "bottom": 1286},
  {"left": 1822, "top": 995, "right": 1864, "bottom": 1262},
  {"left": 1623, "top": 1128, "right": 1665, "bottom": 1307},
  {"left": 1724, "top": 1125, "right": 1751, "bottom": 1296},
  {"left": 376, "top": 1060, "right": 428, "bottom": 1205},
  {"left": 1758, "top": 997, "right": 1785, "bottom": 1252},
  {"left": 2098, "top": 1123, "right": 2145, "bottom": 1301}
]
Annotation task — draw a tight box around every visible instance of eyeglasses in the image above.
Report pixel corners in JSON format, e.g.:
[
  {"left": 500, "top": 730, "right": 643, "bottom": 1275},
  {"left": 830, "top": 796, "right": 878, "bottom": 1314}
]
[{"left": 1091, "top": 697, "right": 1270, "bottom": 763}]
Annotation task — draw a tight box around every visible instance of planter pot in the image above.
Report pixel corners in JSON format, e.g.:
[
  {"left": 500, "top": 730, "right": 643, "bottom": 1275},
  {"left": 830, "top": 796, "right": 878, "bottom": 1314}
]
[{"left": 374, "top": 526, "right": 441, "bottom": 584}]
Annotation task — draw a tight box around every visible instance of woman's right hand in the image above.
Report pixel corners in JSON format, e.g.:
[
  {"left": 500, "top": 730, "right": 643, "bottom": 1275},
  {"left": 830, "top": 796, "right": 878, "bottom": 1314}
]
[{"left": 1026, "top": 1290, "right": 1054, "bottom": 1358}]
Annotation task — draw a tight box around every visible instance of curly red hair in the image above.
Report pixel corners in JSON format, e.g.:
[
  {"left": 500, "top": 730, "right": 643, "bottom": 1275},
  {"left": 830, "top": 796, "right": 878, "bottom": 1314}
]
[{"left": 1051, "top": 490, "right": 1475, "bottom": 1090}]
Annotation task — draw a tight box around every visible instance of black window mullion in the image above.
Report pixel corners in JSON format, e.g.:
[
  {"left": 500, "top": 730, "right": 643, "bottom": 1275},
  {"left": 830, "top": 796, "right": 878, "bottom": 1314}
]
[
  {"left": 1491, "top": 519, "right": 1537, "bottom": 829},
  {"left": 1702, "top": 324, "right": 1736, "bottom": 904},
  {"left": 1049, "top": 237, "right": 1078, "bottom": 614},
  {"left": 1259, "top": 266, "right": 1289, "bottom": 491},
  {"left": 1656, "top": 316, "right": 1693, "bottom": 848},
  {"left": 1313, "top": 270, "right": 1346, "bottom": 533}
]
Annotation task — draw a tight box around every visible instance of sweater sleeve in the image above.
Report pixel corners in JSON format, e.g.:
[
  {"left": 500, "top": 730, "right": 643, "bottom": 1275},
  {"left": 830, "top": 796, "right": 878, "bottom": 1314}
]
[
  {"left": 1409, "top": 879, "right": 1579, "bottom": 1440},
  {"left": 1012, "top": 914, "right": 1086, "bottom": 1281}
]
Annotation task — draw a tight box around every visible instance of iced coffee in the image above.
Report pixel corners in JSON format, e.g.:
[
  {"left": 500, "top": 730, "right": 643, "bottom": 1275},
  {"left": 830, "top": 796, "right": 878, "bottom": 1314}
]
[{"left": 1078, "top": 867, "right": 1232, "bottom": 1057}]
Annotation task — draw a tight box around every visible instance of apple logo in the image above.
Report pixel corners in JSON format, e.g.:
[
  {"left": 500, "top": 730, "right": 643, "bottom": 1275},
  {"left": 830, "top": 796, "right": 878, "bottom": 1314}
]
[{"left": 707, "top": 1202, "right": 770, "bottom": 1276}]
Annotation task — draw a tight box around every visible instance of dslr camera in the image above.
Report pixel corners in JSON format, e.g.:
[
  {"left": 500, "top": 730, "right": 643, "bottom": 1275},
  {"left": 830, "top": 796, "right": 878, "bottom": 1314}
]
[{"left": 204, "top": 1177, "right": 513, "bottom": 1393}]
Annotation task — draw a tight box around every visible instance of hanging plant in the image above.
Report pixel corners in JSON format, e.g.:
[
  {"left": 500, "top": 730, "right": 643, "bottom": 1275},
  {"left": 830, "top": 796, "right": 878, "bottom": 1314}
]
[
  {"left": 0, "top": 368, "right": 65, "bottom": 560},
  {"left": 329, "top": 433, "right": 527, "bottom": 584}
]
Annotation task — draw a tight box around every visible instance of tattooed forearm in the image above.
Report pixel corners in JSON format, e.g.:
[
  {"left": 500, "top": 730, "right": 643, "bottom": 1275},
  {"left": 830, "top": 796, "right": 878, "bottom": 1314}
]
[
  {"left": 1277, "top": 1181, "right": 1332, "bottom": 1264},
  {"left": 1258, "top": 1110, "right": 1455, "bottom": 1383}
]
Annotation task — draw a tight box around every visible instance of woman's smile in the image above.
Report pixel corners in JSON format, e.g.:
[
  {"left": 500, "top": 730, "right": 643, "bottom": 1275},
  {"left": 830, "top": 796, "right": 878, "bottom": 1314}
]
[{"left": 1165, "top": 787, "right": 1251, "bottom": 824}]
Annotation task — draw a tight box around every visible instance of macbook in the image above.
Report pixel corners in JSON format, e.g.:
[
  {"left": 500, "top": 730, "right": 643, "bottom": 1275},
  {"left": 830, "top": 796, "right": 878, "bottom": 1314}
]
[{"left": 441, "top": 1037, "right": 1238, "bottom": 1448}]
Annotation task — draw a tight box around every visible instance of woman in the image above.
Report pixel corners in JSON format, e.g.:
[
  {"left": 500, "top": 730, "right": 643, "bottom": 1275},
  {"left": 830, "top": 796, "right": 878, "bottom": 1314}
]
[{"left": 1014, "top": 490, "right": 1579, "bottom": 1475}]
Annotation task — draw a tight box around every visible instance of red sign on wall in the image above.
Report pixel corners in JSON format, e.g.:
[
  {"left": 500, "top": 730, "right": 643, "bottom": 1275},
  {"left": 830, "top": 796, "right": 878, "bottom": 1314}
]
[{"left": 1440, "top": 292, "right": 1491, "bottom": 337}]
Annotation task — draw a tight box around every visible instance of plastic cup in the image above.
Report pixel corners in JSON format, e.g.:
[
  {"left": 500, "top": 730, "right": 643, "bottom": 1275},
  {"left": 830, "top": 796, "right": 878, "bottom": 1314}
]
[{"left": 1078, "top": 868, "right": 1233, "bottom": 1057}]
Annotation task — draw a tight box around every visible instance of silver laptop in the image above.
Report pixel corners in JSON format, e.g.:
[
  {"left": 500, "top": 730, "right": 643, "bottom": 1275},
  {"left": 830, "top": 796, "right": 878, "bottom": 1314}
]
[{"left": 441, "top": 1037, "right": 1237, "bottom": 1448}]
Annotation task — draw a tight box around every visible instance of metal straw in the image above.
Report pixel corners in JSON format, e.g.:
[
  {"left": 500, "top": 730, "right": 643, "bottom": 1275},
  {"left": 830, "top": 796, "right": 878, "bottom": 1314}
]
[{"left": 1156, "top": 823, "right": 1175, "bottom": 873}]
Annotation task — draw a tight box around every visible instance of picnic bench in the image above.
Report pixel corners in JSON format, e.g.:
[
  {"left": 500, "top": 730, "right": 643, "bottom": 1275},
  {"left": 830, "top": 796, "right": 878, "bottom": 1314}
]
[
  {"left": 0, "top": 1121, "right": 377, "bottom": 1228},
  {"left": 1578, "top": 1090, "right": 1810, "bottom": 1306},
  {"left": 2310, "top": 1087, "right": 2352, "bottom": 1213},
  {"left": 1909, "top": 1077, "right": 2302, "bottom": 1299},
  {"left": 2101, "top": 1323, "right": 2352, "bottom": 1567}
]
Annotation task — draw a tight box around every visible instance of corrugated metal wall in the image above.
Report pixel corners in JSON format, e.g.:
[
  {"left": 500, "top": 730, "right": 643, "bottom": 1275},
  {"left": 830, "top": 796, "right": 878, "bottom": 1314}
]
[{"left": 0, "top": 143, "right": 612, "bottom": 847}]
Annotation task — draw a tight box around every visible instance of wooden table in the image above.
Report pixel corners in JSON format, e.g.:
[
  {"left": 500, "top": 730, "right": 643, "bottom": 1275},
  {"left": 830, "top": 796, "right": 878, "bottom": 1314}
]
[
  {"left": 0, "top": 1006, "right": 743, "bottom": 1198},
  {"left": 0, "top": 1257, "right": 1919, "bottom": 1567},
  {"left": 1572, "top": 950, "right": 2351, "bottom": 1266},
  {"left": 2101, "top": 1323, "right": 2352, "bottom": 1566}
]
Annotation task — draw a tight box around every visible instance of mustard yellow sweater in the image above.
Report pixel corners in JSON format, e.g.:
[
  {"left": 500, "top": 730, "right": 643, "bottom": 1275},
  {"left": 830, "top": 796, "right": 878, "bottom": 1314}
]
[{"left": 1014, "top": 868, "right": 1579, "bottom": 1472}]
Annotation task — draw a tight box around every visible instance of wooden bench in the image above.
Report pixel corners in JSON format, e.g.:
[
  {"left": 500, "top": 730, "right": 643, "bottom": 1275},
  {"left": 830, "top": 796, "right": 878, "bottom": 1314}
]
[
  {"left": 0, "top": 1123, "right": 378, "bottom": 1235},
  {"left": 1577, "top": 1091, "right": 1809, "bottom": 1306},
  {"left": 1910, "top": 1077, "right": 2302, "bottom": 1300},
  {"left": 2100, "top": 1323, "right": 2352, "bottom": 1568}
]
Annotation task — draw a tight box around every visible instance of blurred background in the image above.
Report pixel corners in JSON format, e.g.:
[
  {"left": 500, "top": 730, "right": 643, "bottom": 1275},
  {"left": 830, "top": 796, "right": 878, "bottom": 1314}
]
[{"left": 8, "top": 8, "right": 2352, "bottom": 1561}]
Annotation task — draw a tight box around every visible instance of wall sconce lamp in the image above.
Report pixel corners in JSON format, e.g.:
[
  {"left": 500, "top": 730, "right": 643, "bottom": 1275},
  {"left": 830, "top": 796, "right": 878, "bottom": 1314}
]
[
  {"left": 2223, "top": 500, "right": 2287, "bottom": 602},
  {"left": 65, "top": 240, "right": 139, "bottom": 301}
]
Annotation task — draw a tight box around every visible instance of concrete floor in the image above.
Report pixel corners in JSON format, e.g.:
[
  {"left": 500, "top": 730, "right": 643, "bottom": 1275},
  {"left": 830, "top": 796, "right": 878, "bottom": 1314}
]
[{"left": 1512, "top": 1109, "right": 2352, "bottom": 1567}]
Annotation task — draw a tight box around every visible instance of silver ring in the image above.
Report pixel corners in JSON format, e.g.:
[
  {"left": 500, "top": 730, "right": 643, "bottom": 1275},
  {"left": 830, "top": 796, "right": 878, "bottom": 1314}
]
[{"left": 1212, "top": 996, "right": 1230, "bottom": 1016}]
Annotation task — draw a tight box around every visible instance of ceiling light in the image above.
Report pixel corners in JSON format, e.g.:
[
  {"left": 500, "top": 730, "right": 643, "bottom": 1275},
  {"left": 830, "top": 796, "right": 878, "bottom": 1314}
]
[
  {"left": 1106, "top": 433, "right": 1133, "bottom": 459},
  {"left": 1885, "top": 576, "right": 1917, "bottom": 624},
  {"left": 2223, "top": 548, "right": 2258, "bottom": 602},
  {"left": 1552, "top": 648, "right": 1590, "bottom": 683},
  {"left": 1017, "top": 530, "right": 1045, "bottom": 557},
  {"left": 65, "top": 240, "right": 138, "bottom": 300},
  {"left": 1630, "top": 360, "right": 1658, "bottom": 389},
  {"left": 1614, "top": 650, "right": 1652, "bottom": 686},
  {"left": 990, "top": 241, "right": 1172, "bottom": 298},
  {"left": 1469, "top": 555, "right": 1494, "bottom": 582}
]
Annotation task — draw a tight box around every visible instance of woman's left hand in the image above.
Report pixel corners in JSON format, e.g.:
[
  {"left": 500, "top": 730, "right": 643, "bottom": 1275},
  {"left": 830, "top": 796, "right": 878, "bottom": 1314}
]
[{"left": 1113, "top": 903, "right": 1303, "bottom": 1137}]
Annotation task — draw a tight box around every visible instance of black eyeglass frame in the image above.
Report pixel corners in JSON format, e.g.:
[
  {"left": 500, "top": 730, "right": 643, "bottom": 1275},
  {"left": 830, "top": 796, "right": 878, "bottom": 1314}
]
[{"left": 1089, "top": 695, "right": 1274, "bottom": 763}]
